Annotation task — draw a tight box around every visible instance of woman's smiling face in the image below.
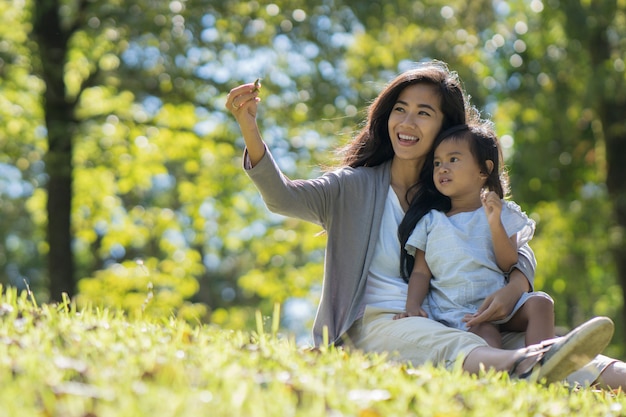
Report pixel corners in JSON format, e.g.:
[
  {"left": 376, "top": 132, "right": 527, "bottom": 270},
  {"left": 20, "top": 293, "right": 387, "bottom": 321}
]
[{"left": 387, "top": 83, "right": 444, "bottom": 165}]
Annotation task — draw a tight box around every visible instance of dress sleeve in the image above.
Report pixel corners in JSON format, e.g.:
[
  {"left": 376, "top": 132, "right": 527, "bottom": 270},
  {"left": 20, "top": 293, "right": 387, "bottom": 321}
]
[
  {"left": 405, "top": 211, "right": 432, "bottom": 256},
  {"left": 501, "top": 200, "right": 536, "bottom": 247},
  {"left": 499, "top": 201, "right": 537, "bottom": 288},
  {"left": 243, "top": 146, "right": 339, "bottom": 227},
  {"left": 509, "top": 244, "right": 536, "bottom": 290}
]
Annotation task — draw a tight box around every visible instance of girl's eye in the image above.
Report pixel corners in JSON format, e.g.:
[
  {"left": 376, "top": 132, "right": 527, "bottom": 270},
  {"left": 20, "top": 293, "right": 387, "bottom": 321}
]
[{"left": 434, "top": 161, "right": 441, "bottom": 167}]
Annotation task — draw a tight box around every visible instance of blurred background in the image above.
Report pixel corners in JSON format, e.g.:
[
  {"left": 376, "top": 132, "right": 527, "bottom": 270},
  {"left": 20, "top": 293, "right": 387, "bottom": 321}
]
[{"left": 0, "top": 0, "right": 624, "bottom": 355}]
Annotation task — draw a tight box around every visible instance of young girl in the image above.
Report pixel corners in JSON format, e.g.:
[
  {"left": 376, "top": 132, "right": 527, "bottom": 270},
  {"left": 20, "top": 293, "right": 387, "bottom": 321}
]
[{"left": 394, "top": 123, "right": 555, "bottom": 348}]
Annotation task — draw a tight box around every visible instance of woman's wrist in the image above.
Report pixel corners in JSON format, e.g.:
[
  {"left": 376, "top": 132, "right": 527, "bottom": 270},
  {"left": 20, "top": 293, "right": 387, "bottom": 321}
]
[{"left": 507, "top": 269, "right": 531, "bottom": 293}]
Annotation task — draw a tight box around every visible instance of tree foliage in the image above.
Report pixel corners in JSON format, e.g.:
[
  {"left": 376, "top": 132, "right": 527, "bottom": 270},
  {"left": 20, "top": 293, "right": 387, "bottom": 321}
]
[{"left": 1, "top": 0, "right": 625, "bottom": 348}]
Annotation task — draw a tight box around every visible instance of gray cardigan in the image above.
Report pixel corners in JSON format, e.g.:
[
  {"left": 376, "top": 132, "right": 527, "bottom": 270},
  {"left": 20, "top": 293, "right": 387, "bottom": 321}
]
[{"left": 244, "top": 148, "right": 536, "bottom": 345}]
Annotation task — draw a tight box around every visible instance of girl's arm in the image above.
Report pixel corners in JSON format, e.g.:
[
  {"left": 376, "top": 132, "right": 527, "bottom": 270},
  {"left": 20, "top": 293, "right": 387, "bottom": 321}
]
[
  {"left": 395, "top": 249, "right": 431, "bottom": 319},
  {"left": 491, "top": 228, "right": 518, "bottom": 272},
  {"left": 483, "top": 192, "right": 518, "bottom": 271}
]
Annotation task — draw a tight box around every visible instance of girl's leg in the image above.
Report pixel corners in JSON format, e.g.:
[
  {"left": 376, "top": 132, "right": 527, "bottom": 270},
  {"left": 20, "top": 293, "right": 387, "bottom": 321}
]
[
  {"left": 500, "top": 296, "right": 555, "bottom": 346},
  {"left": 469, "top": 322, "right": 502, "bottom": 348}
]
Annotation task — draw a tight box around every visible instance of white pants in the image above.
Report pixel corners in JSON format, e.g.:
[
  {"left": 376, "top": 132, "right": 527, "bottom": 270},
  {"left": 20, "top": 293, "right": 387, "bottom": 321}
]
[{"left": 344, "top": 306, "right": 615, "bottom": 386}]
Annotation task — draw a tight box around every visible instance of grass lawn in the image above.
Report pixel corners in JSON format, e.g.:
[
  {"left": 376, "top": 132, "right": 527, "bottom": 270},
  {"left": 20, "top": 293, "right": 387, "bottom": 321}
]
[{"left": 0, "top": 286, "right": 624, "bottom": 417}]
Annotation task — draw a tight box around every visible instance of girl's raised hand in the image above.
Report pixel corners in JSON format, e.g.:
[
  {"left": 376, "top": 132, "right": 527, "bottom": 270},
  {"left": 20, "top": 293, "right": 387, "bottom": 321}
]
[{"left": 481, "top": 190, "right": 503, "bottom": 222}]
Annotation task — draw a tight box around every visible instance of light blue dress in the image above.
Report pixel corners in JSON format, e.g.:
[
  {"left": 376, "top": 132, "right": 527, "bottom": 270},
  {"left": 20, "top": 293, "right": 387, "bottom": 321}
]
[{"left": 405, "top": 200, "right": 548, "bottom": 331}]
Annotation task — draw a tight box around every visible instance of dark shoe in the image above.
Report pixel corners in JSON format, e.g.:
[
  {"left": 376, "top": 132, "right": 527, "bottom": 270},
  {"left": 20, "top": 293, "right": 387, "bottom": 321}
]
[{"left": 510, "top": 316, "right": 614, "bottom": 384}]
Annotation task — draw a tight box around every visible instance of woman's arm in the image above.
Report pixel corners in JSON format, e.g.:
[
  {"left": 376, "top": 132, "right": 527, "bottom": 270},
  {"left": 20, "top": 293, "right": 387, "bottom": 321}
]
[
  {"left": 226, "top": 81, "right": 265, "bottom": 166},
  {"left": 513, "top": 244, "right": 536, "bottom": 290},
  {"left": 228, "top": 81, "right": 335, "bottom": 226},
  {"left": 463, "top": 244, "right": 535, "bottom": 327}
]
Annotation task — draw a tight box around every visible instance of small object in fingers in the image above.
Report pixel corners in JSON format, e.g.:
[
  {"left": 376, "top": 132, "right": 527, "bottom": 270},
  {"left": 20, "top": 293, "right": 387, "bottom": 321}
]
[{"left": 252, "top": 78, "right": 261, "bottom": 92}]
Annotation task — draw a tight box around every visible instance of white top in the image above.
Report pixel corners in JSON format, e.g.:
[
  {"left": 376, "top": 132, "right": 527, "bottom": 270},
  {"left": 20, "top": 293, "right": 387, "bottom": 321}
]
[{"left": 361, "top": 187, "right": 409, "bottom": 313}]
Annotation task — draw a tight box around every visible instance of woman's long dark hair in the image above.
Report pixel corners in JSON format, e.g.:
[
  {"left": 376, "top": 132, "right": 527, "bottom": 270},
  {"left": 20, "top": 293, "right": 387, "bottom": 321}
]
[
  {"left": 340, "top": 60, "right": 477, "bottom": 168},
  {"left": 397, "top": 133, "right": 453, "bottom": 281}
]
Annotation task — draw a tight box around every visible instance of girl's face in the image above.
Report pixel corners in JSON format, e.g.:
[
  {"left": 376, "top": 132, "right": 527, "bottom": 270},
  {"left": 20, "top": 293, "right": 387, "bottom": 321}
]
[
  {"left": 433, "top": 138, "right": 488, "bottom": 205},
  {"left": 387, "top": 83, "right": 444, "bottom": 166}
]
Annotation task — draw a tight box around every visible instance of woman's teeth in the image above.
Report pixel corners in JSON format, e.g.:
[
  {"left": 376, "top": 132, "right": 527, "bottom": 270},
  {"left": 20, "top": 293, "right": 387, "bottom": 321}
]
[{"left": 398, "top": 134, "right": 419, "bottom": 142}]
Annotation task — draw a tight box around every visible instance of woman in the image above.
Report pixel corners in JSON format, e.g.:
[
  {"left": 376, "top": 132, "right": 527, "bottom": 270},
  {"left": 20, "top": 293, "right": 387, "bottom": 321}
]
[{"left": 225, "top": 60, "right": 619, "bottom": 386}]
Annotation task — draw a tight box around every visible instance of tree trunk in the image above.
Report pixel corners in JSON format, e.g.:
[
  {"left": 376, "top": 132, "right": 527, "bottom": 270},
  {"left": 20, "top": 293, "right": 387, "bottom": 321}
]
[
  {"left": 588, "top": 18, "right": 626, "bottom": 343},
  {"left": 604, "top": 101, "right": 626, "bottom": 342},
  {"left": 32, "top": 0, "right": 76, "bottom": 300}
]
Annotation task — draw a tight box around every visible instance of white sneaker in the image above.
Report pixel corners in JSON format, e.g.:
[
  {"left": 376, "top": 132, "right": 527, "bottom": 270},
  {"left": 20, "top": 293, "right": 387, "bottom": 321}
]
[{"left": 511, "top": 316, "right": 614, "bottom": 384}]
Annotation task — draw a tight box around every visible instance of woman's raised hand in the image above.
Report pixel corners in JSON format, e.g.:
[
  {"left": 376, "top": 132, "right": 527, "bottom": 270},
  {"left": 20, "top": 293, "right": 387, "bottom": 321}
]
[
  {"left": 225, "top": 79, "right": 266, "bottom": 166},
  {"left": 226, "top": 79, "right": 262, "bottom": 124}
]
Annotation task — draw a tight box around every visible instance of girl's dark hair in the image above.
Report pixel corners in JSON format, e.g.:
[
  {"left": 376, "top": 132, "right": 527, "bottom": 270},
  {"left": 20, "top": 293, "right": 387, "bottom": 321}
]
[
  {"left": 398, "top": 122, "right": 509, "bottom": 280},
  {"left": 438, "top": 123, "right": 508, "bottom": 198},
  {"left": 340, "top": 60, "right": 479, "bottom": 168}
]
